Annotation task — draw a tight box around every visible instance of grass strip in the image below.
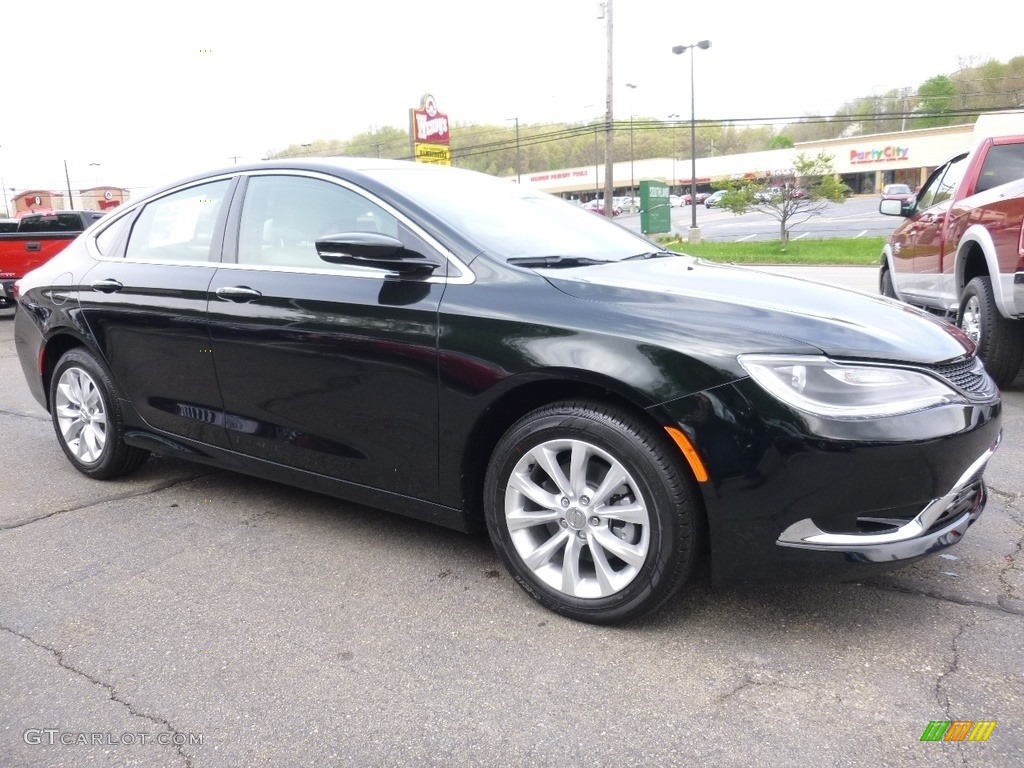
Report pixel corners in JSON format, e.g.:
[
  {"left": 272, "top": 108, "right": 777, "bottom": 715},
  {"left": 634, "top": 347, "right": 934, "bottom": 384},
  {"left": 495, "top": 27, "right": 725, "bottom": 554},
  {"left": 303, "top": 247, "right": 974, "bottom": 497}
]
[{"left": 660, "top": 237, "right": 885, "bottom": 265}]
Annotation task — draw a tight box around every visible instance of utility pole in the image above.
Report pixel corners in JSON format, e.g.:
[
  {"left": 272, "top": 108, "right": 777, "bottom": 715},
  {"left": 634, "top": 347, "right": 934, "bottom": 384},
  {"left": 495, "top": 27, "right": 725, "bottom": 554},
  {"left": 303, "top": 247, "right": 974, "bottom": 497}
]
[
  {"left": 602, "top": 0, "right": 614, "bottom": 217},
  {"left": 64, "top": 160, "right": 73, "bottom": 209}
]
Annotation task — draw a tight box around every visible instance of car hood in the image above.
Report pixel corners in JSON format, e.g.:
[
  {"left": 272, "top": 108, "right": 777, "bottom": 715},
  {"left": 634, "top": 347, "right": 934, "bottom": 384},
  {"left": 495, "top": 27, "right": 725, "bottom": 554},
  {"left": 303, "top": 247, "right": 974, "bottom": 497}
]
[{"left": 543, "top": 257, "right": 973, "bottom": 365}]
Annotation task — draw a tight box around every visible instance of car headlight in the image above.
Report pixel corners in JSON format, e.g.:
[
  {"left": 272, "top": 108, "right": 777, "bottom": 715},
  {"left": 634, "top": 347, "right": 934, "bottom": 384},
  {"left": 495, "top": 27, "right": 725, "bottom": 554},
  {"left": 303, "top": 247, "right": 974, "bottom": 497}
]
[{"left": 737, "top": 355, "right": 963, "bottom": 419}]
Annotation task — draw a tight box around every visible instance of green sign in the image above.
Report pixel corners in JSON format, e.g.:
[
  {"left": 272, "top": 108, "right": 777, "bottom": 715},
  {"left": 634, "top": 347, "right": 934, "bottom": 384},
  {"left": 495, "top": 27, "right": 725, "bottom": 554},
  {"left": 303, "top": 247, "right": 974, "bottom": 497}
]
[{"left": 640, "top": 181, "right": 671, "bottom": 235}]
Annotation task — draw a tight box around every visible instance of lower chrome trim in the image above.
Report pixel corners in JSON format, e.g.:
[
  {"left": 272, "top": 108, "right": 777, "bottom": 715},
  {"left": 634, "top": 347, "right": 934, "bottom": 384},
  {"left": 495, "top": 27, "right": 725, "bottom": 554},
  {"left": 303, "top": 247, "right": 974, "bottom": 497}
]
[{"left": 776, "top": 432, "right": 1001, "bottom": 559}]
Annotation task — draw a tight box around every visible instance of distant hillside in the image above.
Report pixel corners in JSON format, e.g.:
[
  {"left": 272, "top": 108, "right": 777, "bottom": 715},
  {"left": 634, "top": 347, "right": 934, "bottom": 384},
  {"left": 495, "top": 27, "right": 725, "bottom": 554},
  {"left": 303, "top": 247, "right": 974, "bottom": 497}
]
[{"left": 268, "top": 56, "right": 1024, "bottom": 177}]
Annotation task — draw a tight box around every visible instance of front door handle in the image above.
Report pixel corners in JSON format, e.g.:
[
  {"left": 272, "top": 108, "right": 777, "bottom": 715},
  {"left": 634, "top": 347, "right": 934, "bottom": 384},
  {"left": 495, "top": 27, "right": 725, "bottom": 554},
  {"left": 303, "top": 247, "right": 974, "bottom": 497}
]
[
  {"left": 90, "top": 279, "right": 123, "bottom": 293},
  {"left": 215, "top": 285, "right": 263, "bottom": 302}
]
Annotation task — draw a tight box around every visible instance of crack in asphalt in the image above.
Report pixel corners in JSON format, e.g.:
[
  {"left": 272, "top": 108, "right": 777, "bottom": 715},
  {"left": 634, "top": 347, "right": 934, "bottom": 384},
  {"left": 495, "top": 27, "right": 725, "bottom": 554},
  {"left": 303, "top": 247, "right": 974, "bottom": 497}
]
[
  {"left": 868, "top": 580, "right": 1024, "bottom": 617},
  {"left": 0, "top": 407, "right": 49, "bottom": 423},
  {"left": 715, "top": 673, "right": 808, "bottom": 704},
  {"left": 1, "top": 624, "right": 194, "bottom": 768},
  {"left": 0, "top": 471, "right": 220, "bottom": 532},
  {"left": 935, "top": 621, "right": 972, "bottom": 768},
  {"left": 935, "top": 621, "right": 964, "bottom": 715}
]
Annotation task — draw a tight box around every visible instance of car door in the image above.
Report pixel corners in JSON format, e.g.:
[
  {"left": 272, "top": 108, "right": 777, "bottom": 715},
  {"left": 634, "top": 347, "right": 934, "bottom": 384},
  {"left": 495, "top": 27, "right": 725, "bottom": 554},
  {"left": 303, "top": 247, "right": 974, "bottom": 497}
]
[
  {"left": 897, "top": 154, "right": 967, "bottom": 308},
  {"left": 206, "top": 172, "right": 446, "bottom": 501},
  {"left": 78, "top": 176, "right": 237, "bottom": 448}
]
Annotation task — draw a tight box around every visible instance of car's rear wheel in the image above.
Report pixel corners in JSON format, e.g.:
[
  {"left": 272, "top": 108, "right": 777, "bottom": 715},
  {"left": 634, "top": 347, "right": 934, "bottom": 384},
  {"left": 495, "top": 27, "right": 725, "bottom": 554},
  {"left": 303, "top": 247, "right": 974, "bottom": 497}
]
[
  {"left": 484, "top": 401, "right": 701, "bottom": 624},
  {"left": 50, "top": 348, "right": 150, "bottom": 479},
  {"left": 957, "top": 276, "right": 1024, "bottom": 388}
]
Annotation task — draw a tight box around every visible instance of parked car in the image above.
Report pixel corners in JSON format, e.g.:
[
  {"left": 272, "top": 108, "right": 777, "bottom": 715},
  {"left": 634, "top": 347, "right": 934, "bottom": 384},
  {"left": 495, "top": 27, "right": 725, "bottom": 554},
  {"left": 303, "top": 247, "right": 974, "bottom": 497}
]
[
  {"left": 879, "top": 129, "right": 1024, "bottom": 387},
  {"left": 704, "top": 190, "right": 727, "bottom": 208},
  {"left": 584, "top": 198, "right": 622, "bottom": 216},
  {"left": 14, "top": 158, "right": 1001, "bottom": 624},
  {"left": 880, "top": 183, "right": 914, "bottom": 203},
  {"left": 0, "top": 210, "right": 106, "bottom": 308},
  {"left": 680, "top": 192, "right": 709, "bottom": 205}
]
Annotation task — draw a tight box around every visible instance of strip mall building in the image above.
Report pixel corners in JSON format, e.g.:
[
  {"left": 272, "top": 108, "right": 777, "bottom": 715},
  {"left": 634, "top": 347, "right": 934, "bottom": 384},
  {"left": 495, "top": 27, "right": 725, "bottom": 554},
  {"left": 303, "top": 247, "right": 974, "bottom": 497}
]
[{"left": 517, "top": 123, "right": 980, "bottom": 200}]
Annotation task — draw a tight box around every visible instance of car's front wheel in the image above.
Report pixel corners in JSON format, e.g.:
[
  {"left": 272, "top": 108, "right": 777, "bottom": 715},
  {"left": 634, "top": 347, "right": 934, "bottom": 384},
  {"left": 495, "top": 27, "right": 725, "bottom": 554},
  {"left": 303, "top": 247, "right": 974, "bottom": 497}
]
[
  {"left": 49, "top": 348, "right": 150, "bottom": 479},
  {"left": 484, "top": 401, "right": 701, "bottom": 624},
  {"left": 957, "top": 276, "right": 1024, "bottom": 388}
]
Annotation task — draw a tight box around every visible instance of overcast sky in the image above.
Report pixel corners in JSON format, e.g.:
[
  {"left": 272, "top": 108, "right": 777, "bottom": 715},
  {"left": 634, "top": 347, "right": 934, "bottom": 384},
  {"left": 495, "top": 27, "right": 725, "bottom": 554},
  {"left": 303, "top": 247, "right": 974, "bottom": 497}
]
[{"left": 3, "top": 0, "right": 1021, "bottom": 196}]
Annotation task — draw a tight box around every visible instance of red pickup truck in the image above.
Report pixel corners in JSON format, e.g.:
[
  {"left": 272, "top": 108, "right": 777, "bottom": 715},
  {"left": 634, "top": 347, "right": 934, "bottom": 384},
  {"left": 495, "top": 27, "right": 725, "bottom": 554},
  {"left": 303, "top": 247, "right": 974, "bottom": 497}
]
[
  {"left": 0, "top": 210, "right": 105, "bottom": 308},
  {"left": 879, "top": 133, "right": 1024, "bottom": 387}
]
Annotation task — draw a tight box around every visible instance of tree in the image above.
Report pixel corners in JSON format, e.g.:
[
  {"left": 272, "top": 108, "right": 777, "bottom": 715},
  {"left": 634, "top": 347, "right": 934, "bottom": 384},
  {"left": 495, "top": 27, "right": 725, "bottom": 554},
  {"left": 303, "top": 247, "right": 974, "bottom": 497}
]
[
  {"left": 913, "top": 75, "right": 957, "bottom": 127},
  {"left": 714, "top": 151, "right": 850, "bottom": 247}
]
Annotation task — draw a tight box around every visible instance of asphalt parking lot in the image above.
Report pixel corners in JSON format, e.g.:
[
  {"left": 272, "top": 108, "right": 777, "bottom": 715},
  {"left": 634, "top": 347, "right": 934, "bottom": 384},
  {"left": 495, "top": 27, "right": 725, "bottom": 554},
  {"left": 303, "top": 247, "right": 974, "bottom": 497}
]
[{"left": 1, "top": 281, "right": 1022, "bottom": 767}]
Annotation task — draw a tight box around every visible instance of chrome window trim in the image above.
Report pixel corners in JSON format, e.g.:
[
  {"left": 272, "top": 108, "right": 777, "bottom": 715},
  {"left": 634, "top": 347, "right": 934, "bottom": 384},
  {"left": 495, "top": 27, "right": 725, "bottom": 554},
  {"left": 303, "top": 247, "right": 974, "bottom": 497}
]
[
  {"left": 85, "top": 174, "right": 237, "bottom": 265},
  {"left": 84, "top": 169, "right": 475, "bottom": 285}
]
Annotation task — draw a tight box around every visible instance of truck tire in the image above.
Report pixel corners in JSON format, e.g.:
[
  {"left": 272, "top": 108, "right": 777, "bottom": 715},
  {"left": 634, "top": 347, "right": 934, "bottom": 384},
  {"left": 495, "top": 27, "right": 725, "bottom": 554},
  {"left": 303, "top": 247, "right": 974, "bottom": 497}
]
[
  {"left": 880, "top": 268, "right": 896, "bottom": 299},
  {"left": 957, "top": 276, "right": 1024, "bottom": 388}
]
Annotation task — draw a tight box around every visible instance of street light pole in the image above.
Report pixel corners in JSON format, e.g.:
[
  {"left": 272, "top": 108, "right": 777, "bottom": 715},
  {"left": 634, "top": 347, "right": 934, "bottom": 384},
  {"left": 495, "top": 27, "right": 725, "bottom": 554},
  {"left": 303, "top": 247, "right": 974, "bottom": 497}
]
[
  {"left": 667, "top": 113, "right": 680, "bottom": 194},
  {"left": 64, "top": 160, "right": 73, "bottom": 210},
  {"left": 0, "top": 145, "right": 9, "bottom": 217},
  {"left": 507, "top": 117, "right": 521, "bottom": 183},
  {"left": 672, "top": 39, "right": 711, "bottom": 243},
  {"left": 626, "top": 83, "right": 637, "bottom": 209}
]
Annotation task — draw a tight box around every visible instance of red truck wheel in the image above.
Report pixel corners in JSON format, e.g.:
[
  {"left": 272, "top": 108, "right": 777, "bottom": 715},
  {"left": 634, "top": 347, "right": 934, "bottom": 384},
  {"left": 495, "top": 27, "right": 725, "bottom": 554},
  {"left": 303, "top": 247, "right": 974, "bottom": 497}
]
[{"left": 958, "top": 276, "right": 1024, "bottom": 388}]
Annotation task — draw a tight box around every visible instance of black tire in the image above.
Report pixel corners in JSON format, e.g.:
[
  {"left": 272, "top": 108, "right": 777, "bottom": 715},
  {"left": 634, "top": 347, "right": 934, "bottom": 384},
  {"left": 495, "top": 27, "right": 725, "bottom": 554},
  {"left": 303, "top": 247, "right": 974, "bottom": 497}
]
[
  {"left": 957, "top": 276, "right": 1024, "bottom": 389},
  {"left": 880, "top": 268, "right": 896, "bottom": 299},
  {"left": 483, "top": 400, "right": 701, "bottom": 624},
  {"left": 49, "top": 348, "right": 150, "bottom": 479}
]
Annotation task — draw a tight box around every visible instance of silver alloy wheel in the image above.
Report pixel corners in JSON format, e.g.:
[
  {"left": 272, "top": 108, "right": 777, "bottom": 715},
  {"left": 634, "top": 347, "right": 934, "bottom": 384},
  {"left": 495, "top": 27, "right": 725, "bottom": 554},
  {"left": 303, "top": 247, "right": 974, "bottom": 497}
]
[
  {"left": 961, "top": 294, "right": 983, "bottom": 343},
  {"left": 504, "top": 438, "right": 651, "bottom": 598},
  {"left": 54, "top": 366, "right": 108, "bottom": 464}
]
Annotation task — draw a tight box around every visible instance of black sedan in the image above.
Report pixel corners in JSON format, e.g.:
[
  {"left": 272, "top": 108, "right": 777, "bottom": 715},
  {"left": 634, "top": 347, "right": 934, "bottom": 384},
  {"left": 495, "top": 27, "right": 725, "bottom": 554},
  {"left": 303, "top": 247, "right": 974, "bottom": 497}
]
[{"left": 13, "top": 158, "right": 1001, "bottom": 624}]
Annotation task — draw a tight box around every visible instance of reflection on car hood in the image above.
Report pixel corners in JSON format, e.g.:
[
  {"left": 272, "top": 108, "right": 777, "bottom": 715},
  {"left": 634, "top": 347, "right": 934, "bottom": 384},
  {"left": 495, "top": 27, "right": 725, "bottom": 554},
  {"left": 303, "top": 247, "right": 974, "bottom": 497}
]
[{"left": 544, "top": 258, "right": 973, "bottom": 365}]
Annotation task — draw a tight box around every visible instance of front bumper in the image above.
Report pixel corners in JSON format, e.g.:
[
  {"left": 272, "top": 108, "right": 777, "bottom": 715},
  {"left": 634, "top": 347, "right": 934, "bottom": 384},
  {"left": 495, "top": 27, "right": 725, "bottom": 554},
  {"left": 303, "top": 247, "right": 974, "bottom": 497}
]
[
  {"left": 775, "top": 434, "right": 998, "bottom": 562},
  {"left": 657, "top": 377, "right": 1001, "bottom": 583}
]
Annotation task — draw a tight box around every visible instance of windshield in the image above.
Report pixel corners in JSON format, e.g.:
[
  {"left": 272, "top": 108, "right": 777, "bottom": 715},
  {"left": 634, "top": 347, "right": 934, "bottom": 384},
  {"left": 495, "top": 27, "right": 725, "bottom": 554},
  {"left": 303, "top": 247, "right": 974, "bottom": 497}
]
[
  {"left": 371, "top": 166, "right": 655, "bottom": 263},
  {"left": 886, "top": 185, "right": 911, "bottom": 194}
]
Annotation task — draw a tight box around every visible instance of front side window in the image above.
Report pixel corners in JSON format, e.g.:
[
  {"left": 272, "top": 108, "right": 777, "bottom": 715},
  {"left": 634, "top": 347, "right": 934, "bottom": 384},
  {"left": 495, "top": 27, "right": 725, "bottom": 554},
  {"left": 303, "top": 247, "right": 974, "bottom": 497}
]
[
  {"left": 124, "top": 180, "right": 230, "bottom": 263},
  {"left": 915, "top": 154, "right": 966, "bottom": 211},
  {"left": 237, "top": 175, "right": 399, "bottom": 270},
  {"left": 932, "top": 154, "right": 969, "bottom": 206}
]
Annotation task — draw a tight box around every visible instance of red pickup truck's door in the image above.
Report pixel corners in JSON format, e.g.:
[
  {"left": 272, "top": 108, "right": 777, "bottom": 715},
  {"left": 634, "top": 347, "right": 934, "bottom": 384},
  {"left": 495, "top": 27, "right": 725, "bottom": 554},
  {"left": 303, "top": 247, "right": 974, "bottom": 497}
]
[{"left": 897, "top": 153, "right": 969, "bottom": 309}]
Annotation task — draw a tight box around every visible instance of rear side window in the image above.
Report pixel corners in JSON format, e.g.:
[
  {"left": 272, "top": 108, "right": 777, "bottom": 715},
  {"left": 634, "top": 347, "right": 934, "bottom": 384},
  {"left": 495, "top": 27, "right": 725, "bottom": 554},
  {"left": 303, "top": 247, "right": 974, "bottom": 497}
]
[
  {"left": 94, "top": 213, "right": 135, "bottom": 257},
  {"left": 975, "top": 143, "right": 1024, "bottom": 193},
  {"left": 125, "top": 180, "right": 230, "bottom": 263}
]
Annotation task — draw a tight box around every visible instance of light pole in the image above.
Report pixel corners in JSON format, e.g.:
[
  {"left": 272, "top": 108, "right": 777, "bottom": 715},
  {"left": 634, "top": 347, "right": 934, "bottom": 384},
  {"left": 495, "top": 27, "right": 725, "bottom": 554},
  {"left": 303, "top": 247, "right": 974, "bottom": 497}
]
[
  {"left": 63, "top": 160, "right": 74, "bottom": 209},
  {"left": 672, "top": 39, "right": 711, "bottom": 243},
  {"left": 0, "top": 145, "right": 9, "bottom": 217},
  {"left": 626, "top": 82, "right": 637, "bottom": 208},
  {"left": 667, "top": 113, "right": 680, "bottom": 195},
  {"left": 507, "top": 117, "right": 521, "bottom": 183}
]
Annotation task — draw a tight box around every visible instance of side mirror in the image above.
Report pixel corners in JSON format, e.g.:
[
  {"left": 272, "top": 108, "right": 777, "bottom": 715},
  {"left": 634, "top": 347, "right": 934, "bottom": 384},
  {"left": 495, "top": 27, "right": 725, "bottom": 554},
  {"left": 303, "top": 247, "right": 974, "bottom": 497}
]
[
  {"left": 879, "top": 198, "right": 913, "bottom": 217},
  {"left": 316, "top": 232, "right": 441, "bottom": 276}
]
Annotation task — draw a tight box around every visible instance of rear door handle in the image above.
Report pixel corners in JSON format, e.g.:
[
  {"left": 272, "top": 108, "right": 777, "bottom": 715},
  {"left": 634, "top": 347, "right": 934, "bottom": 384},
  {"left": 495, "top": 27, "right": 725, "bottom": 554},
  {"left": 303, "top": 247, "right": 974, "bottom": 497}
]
[
  {"left": 90, "top": 279, "right": 123, "bottom": 293},
  {"left": 25, "top": 242, "right": 41, "bottom": 252},
  {"left": 215, "top": 285, "right": 262, "bottom": 302}
]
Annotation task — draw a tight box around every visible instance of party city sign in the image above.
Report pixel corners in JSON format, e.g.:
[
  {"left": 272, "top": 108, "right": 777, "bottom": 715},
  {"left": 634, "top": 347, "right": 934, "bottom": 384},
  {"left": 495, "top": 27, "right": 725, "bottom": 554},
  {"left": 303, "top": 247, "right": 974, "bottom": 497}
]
[{"left": 850, "top": 145, "right": 910, "bottom": 164}]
